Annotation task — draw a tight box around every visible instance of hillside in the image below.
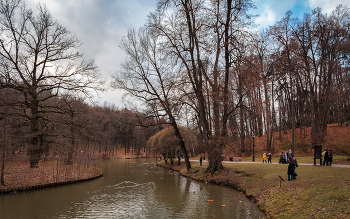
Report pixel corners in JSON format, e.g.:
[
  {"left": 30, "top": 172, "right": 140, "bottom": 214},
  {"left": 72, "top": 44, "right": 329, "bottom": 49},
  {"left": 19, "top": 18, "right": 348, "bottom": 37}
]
[{"left": 221, "top": 124, "right": 350, "bottom": 163}]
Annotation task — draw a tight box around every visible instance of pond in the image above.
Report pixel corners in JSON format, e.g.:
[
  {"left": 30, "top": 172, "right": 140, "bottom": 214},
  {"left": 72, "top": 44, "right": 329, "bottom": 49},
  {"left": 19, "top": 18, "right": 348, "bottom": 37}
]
[{"left": 0, "top": 158, "right": 265, "bottom": 218}]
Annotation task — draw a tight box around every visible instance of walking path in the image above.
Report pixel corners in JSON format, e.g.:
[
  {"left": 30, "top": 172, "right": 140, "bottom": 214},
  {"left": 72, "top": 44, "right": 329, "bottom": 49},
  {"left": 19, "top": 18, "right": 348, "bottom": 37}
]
[{"left": 190, "top": 160, "right": 350, "bottom": 168}]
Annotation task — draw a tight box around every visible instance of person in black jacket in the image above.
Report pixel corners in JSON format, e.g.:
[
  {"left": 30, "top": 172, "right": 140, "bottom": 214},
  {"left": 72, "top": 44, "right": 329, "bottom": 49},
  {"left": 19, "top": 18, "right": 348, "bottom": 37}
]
[
  {"left": 323, "top": 150, "right": 329, "bottom": 166},
  {"left": 287, "top": 159, "right": 295, "bottom": 181},
  {"left": 328, "top": 150, "right": 333, "bottom": 166}
]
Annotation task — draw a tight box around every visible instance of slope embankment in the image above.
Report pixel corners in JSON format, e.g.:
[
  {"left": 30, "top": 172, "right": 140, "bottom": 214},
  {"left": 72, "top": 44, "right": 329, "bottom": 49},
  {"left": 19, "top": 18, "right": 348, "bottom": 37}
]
[{"left": 157, "top": 159, "right": 350, "bottom": 219}]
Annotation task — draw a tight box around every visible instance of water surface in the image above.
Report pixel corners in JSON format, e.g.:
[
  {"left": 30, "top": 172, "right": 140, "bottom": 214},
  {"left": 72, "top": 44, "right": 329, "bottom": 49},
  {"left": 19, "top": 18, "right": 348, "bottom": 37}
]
[{"left": 0, "top": 159, "right": 265, "bottom": 218}]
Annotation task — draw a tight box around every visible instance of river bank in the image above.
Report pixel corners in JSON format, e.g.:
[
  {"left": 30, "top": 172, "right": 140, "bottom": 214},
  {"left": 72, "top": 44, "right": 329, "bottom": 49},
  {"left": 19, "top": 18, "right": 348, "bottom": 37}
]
[
  {"left": 0, "top": 160, "right": 103, "bottom": 194},
  {"left": 156, "top": 160, "right": 350, "bottom": 219}
]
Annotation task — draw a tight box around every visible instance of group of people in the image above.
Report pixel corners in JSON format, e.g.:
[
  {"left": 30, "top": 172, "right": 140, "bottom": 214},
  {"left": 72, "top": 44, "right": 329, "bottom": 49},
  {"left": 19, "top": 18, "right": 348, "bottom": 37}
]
[
  {"left": 322, "top": 149, "right": 333, "bottom": 166},
  {"left": 279, "top": 149, "right": 294, "bottom": 164},
  {"left": 262, "top": 150, "right": 298, "bottom": 181},
  {"left": 262, "top": 152, "right": 272, "bottom": 163},
  {"left": 276, "top": 149, "right": 298, "bottom": 181}
]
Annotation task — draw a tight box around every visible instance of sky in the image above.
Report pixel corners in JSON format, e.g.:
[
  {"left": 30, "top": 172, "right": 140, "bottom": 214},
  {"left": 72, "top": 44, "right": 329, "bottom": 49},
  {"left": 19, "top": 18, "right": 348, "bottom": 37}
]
[{"left": 26, "top": 0, "right": 349, "bottom": 108}]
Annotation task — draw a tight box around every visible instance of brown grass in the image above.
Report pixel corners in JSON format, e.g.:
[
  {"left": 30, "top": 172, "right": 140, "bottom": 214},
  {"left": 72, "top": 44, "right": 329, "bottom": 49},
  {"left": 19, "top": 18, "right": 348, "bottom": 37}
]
[{"left": 0, "top": 160, "right": 102, "bottom": 193}]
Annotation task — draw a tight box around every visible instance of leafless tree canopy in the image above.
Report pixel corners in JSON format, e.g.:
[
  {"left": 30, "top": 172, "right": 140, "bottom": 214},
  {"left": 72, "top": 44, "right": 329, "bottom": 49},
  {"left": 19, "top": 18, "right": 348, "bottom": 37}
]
[
  {"left": 115, "top": 1, "right": 350, "bottom": 171},
  {"left": 0, "top": 0, "right": 104, "bottom": 168}
]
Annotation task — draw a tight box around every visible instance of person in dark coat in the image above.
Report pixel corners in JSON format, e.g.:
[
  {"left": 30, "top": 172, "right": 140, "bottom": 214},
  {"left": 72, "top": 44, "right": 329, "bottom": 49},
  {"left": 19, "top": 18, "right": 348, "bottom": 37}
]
[
  {"left": 328, "top": 150, "right": 333, "bottom": 166},
  {"left": 287, "top": 159, "right": 295, "bottom": 181},
  {"left": 200, "top": 155, "right": 202, "bottom": 166},
  {"left": 323, "top": 150, "right": 329, "bottom": 166},
  {"left": 292, "top": 157, "right": 298, "bottom": 179}
]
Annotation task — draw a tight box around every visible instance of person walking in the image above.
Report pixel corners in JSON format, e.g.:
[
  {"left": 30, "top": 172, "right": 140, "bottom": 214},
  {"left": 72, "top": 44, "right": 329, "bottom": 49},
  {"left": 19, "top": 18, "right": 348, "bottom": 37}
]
[
  {"left": 200, "top": 155, "right": 202, "bottom": 166},
  {"left": 263, "top": 153, "right": 267, "bottom": 163},
  {"left": 287, "top": 158, "right": 296, "bottom": 181}
]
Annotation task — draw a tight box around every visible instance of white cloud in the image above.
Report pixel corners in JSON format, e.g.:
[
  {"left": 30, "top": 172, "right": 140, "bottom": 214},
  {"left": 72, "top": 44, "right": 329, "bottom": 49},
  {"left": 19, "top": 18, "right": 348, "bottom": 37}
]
[
  {"left": 308, "top": 0, "right": 349, "bottom": 14},
  {"left": 255, "top": 8, "right": 277, "bottom": 28},
  {"left": 252, "top": 0, "right": 299, "bottom": 29},
  {"left": 25, "top": 0, "right": 157, "bottom": 107}
]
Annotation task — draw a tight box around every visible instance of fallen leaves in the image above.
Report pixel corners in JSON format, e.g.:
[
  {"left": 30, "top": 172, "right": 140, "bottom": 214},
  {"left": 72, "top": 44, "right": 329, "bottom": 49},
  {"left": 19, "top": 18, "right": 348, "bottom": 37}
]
[{"left": 0, "top": 160, "right": 101, "bottom": 192}]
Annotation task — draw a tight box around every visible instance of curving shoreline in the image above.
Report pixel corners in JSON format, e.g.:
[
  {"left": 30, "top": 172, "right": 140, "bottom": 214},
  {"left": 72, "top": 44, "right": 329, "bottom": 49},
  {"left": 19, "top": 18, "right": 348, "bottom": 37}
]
[
  {"left": 0, "top": 173, "right": 103, "bottom": 194},
  {"left": 0, "top": 160, "right": 103, "bottom": 195},
  {"left": 156, "top": 160, "right": 350, "bottom": 218},
  {"left": 156, "top": 162, "right": 260, "bottom": 204}
]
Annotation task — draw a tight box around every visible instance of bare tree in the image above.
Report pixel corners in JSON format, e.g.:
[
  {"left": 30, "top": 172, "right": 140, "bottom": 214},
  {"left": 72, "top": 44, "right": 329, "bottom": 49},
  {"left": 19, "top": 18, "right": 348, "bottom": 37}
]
[
  {"left": 148, "top": 0, "right": 254, "bottom": 171},
  {"left": 0, "top": 1, "right": 104, "bottom": 167},
  {"left": 113, "top": 28, "right": 192, "bottom": 170}
]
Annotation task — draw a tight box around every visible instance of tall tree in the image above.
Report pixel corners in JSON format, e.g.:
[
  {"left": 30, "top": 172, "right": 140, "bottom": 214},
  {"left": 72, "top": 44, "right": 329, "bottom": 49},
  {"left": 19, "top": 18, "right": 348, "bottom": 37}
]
[
  {"left": 113, "top": 29, "right": 192, "bottom": 170},
  {"left": 149, "top": 0, "right": 254, "bottom": 172},
  {"left": 0, "top": 0, "right": 104, "bottom": 167}
]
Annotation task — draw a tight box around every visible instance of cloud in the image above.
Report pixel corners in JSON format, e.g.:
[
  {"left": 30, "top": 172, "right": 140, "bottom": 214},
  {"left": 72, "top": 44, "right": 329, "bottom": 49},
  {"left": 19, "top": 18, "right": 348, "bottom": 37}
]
[
  {"left": 308, "top": 0, "right": 349, "bottom": 14},
  {"left": 254, "top": 8, "right": 277, "bottom": 28},
  {"left": 22, "top": 0, "right": 350, "bottom": 107},
  {"left": 25, "top": 0, "right": 157, "bottom": 107},
  {"left": 252, "top": 0, "right": 349, "bottom": 29},
  {"left": 252, "top": 0, "right": 302, "bottom": 29}
]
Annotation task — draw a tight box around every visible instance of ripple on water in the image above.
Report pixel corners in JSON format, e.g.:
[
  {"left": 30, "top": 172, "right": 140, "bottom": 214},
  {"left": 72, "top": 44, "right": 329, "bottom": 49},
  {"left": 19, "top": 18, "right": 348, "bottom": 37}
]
[{"left": 68, "top": 181, "right": 165, "bottom": 219}]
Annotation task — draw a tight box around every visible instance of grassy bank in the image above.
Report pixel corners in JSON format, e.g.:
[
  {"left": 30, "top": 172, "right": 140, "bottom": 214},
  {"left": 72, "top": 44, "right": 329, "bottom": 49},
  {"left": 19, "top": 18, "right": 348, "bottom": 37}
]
[{"left": 157, "top": 160, "right": 350, "bottom": 219}]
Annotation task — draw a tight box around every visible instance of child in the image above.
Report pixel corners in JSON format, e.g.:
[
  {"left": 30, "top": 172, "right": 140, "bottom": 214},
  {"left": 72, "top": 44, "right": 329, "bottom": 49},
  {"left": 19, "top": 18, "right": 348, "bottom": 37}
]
[{"left": 263, "top": 153, "right": 267, "bottom": 163}]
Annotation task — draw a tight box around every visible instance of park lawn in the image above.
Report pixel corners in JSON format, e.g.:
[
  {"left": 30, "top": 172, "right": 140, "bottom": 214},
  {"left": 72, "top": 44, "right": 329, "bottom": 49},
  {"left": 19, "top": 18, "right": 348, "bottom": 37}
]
[
  {"left": 223, "top": 163, "right": 350, "bottom": 218},
  {"left": 160, "top": 160, "right": 350, "bottom": 218}
]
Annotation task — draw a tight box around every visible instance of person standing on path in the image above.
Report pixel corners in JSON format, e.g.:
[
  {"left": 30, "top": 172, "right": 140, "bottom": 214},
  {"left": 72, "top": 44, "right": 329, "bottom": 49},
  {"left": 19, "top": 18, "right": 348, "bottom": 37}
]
[
  {"left": 289, "top": 149, "right": 294, "bottom": 158},
  {"left": 293, "top": 157, "right": 298, "bottom": 179},
  {"left": 323, "top": 150, "right": 329, "bottom": 166},
  {"left": 268, "top": 152, "right": 272, "bottom": 163},
  {"left": 328, "top": 150, "right": 333, "bottom": 166},
  {"left": 287, "top": 159, "right": 296, "bottom": 181},
  {"left": 322, "top": 150, "right": 326, "bottom": 165},
  {"left": 263, "top": 153, "right": 267, "bottom": 163},
  {"left": 279, "top": 152, "right": 284, "bottom": 164},
  {"left": 200, "top": 155, "right": 202, "bottom": 166}
]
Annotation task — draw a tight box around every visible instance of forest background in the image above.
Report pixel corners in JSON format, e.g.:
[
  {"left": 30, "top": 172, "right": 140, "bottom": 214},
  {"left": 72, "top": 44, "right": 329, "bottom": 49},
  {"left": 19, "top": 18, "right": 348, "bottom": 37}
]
[{"left": 1, "top": 0, "right": 350, "bottom": 185}]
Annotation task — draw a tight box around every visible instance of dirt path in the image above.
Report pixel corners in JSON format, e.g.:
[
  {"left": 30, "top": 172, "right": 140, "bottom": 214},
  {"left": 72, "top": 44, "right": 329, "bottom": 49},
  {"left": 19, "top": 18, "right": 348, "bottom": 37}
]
[{"left": 190, "top": 160, "right": 350, "bottom": 168}]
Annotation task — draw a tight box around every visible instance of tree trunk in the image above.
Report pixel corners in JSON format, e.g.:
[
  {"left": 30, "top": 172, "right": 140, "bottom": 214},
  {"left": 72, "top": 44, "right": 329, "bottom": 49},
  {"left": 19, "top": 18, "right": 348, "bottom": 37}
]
[
  {"left": 66, "top": 113, "right": 75, "bottom": 165},
  {"left": 1, "top": 148, "right": 4, "bottom": 186},
  {"left": 1, "top": 117, "right": 6, "bottom": 185},
  {"left": 29, "top": 102, "right": 40, "bottom": 168},
  {"left": 171, "top": 117, "right": 191, "bottom": 170},
  {"left": 208, "top": 142, "right": 223, "bottom": 172}
]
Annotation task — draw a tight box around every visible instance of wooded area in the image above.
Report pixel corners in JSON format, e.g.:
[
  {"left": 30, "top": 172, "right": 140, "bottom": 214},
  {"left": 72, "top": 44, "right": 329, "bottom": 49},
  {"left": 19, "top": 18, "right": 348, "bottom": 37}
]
[
  {"left": 114, "top": 0, "right": 350, "bottom": 172},
  {"left": 1, "top": 0, "right": 350, "bottom": 180},
  {"left": 0, "top": 0, "right": 160, "bottom": 185}
]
